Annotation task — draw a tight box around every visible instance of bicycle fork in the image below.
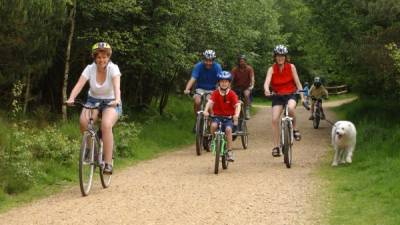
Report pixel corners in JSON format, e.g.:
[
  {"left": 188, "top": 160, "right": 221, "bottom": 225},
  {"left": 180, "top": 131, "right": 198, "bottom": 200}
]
[{"left": 211, "top": 134, "right": 226, "bottom": 156}]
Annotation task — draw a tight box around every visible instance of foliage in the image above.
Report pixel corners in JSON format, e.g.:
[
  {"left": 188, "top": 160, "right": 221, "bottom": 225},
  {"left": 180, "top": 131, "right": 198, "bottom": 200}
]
[{"left": 304, "top": 0, "right": 400, "bottom": 97}]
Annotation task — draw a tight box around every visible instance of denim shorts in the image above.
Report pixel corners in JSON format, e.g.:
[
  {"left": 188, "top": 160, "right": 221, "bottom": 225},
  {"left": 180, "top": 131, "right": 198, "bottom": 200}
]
[
  {"left": 212, "top": 117, "right": 233, "bottom": 132},
  {"left": 86, "top": 96, "right": 122, "bottom": 116}
]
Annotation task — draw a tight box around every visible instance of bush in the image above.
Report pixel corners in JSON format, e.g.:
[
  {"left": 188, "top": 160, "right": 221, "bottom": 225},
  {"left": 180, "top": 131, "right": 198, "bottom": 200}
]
[{"left": 114, "top": 116, "right": 142, "bottom": 157}]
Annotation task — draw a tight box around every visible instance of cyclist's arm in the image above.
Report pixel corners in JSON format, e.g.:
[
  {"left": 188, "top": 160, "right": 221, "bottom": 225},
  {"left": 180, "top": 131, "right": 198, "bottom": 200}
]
[
  {"left": 291, "top": 64, "right": 305, "bottom": 101},
  {"left": 184, "top": 77, "right": 196, "bottom": 93},
  {"left": 249, "top": 67, "right": 255, "bottom": 90},
  {"left": 263, "top": 67, "right": 273, "bottom": 96},
  {"left": 322, "top": 86, "right": 329, "bottom": 98},
  {"left": 234, "top": 103, "right": 241, "bottom": 118},
  {"left": 112, "top": 75, "right": 121, "bottom": 105},
  {"left": 67, "top": 75, "right": 88, "bottom": 103},
  {"left": 203, "top": 100, "right": 213, "bottom": 117}
]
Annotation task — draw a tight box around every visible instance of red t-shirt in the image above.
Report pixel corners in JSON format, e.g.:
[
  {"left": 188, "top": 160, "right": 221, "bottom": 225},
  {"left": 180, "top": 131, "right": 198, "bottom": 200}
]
[
  {"left": 270, "top": 63, "right": 297, "bottom": 94},
  {"left": 210, "top": 89, "right": 239, "bottom": 116},
  {"left": 231, "top": 65, "right": 254, "bottom": 90}
]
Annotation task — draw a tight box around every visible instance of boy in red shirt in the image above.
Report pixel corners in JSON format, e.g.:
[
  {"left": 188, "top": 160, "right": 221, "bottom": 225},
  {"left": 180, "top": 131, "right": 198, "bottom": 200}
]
[{"left": 204, "top": 71, "right": 241, "bottom": 161}]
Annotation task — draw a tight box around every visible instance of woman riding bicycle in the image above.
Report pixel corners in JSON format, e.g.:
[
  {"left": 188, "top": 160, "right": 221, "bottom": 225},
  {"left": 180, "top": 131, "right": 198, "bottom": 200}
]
[
  {"left": 263, "top": 44, "right": 306, "bottom": 157},
  {"left": 66, "top": 42, "right": 122, "bottom": 174}
]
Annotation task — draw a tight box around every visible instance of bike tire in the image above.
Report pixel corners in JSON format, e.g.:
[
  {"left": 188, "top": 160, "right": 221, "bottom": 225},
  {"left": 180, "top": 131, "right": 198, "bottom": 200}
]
[
  {"left": 221, "top": 139, "right": 228, "bottom": 169},
  {"left": 313, "top": 108, "right": 320, "bottom": 129},
  {"left": 241, "top": 120, "right": 249, "bottom": 149},
  {"left": 79, "top": 132, "right": 95, "bottom": 196},
  {"left": 195, "top": 113, "right": 204, "bottom": 155},
  {"left": 214, "top": 137, "right": 221, "bottom": 174},
  {"left": 283, "top": 122, "right": 292, "bottom": 168},
  {"left": 99, "top": 140, "right": 112, "bottom": 188}
]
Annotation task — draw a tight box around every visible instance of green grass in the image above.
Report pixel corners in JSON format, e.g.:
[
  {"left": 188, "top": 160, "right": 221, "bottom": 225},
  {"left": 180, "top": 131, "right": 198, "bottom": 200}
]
[
  {"left": 320, "top": 98, "right": 400, "bottom": 225},
  {"left": 252, "top": 96, "right": 271, "bottom": 106},
  {"left": 0, "top": 95, "right": 194, "bottom": 212}
]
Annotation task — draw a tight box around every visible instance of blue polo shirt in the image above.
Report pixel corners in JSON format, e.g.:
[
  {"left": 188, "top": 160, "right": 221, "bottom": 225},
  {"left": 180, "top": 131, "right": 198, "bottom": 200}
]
[{"left": 191, "top": 61, "right": 222, "bottom": 90}]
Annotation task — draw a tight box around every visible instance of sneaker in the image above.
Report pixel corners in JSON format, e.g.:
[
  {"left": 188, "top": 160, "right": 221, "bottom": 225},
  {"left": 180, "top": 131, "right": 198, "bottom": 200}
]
[
  {"left": 103, "top": 163, "right": 113, "bottom": 175},
  {"left": 308, "top": 115, "right": 314, "bottom": 120},
  {"left": 227, "top": 150, "right": 234, "bottom": 162},
  {"left": 245, "top": 107, "right": 251, "bottom": 120}
]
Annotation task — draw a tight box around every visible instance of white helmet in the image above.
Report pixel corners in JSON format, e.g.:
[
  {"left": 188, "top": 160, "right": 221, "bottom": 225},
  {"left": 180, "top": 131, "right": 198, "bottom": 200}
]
[
  {"left": 203, "top": 49, "right": 216, "bottom": 60},
  {"left": 274, "top": 44, "right": 288, "bottom": 55}
]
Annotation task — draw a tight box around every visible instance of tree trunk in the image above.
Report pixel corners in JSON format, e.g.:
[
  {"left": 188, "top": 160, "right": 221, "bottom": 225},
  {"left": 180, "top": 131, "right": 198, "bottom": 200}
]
[
  {"left": 23, "top": 73, "right": 31, "bottom": 115},
  {"left": 62, "top": 0, "right": 76, "bottom": 121}
]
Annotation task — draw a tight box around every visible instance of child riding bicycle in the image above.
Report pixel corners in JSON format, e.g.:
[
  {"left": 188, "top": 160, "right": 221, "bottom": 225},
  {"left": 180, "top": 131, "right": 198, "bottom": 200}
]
[
  {"left": 203, "top": 71, "right": 241, "bottom": 162},
  {"left": 308, "top": 76, "right": 328, "bottom": 120}
]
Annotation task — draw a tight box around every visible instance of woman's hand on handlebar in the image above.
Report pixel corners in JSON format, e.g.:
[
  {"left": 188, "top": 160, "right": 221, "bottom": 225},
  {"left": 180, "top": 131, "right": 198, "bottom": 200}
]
[
  {"left": 264, "top": 89, "right": 271, "bottom": 96},
  {"left": 203, "top": 111, "right": 209, "bottom": 118},
  {"left": 65, "top": 98, "right": 75, "bottom": 106}
]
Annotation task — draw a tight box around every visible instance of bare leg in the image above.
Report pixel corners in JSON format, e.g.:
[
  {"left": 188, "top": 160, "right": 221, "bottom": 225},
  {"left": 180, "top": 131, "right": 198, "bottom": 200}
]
[
  {"left": 79, "top": 108, "right": 99, "bottom": 133},
  {"left": 271, "top": 105, "right": 283, "bottom": 147},
  {"left": 287, "top": 99, "right": 297, "bottom": 129},
  {"left": 101, "top": 107, "right": 119, "bottom": 164},
  {"left": 194, "top": 95, "right": 201, "bottom": 117},
  {"left": 226, "top": 127, "right": 233, "bottom": 150}
]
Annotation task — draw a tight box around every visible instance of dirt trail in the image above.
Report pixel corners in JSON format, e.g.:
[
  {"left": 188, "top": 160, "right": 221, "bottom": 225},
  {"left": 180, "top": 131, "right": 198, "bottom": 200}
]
[{"left": 0, "top": 99, "right": 353, "bottom": 225}]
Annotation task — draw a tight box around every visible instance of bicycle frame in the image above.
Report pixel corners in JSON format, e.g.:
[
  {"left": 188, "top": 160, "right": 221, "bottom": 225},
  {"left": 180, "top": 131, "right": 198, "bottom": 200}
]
[
  {"left": 211, "top": 122, "right": 227, "bottom": 155},
  {"left": 280, "top": 104, "right": 294, "bottom": 147}
]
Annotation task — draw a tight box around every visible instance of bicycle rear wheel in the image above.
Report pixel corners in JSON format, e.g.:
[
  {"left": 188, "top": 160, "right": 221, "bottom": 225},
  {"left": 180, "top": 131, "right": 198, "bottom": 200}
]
[
  {"left": 214, "top": 137, "right": 221, "bottom": 174},
  {"left": 282, "top": 122, "right": 292, "bottom": 168},
  {"left": 195, "top": 113, "right": 204, "bottom": 155},
  {"left": 241, "top": 120, "right": 249, "bottom": 149},
  {"left": 79, "top": 132, "right": 95, "bottom": 196},
  {"left": 99, "top": 140, "right": 112, "bottom": 188},
  {"left": 313, "top": 108, "right": 320, "bottom": 129}
]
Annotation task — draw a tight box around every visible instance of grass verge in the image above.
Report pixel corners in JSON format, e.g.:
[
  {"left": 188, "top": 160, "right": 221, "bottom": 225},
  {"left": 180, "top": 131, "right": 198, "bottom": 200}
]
[
  {"left": 320, "top": 98, "right": 400, "bottom": 225},
  {"left": 0, "top": 95, "right": 194, "bottom": 212}
]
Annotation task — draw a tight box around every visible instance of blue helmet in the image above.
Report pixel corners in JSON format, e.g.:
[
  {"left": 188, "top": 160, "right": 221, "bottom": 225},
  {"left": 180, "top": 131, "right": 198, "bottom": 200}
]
[{"left": 217, "top": 71, "right": 232, "bottom": 81}]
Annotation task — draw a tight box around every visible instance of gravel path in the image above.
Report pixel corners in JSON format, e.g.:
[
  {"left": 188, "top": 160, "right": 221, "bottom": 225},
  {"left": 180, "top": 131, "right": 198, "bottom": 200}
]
[{"left": 0, "top": 99, "right": 354, "bottom": 225}]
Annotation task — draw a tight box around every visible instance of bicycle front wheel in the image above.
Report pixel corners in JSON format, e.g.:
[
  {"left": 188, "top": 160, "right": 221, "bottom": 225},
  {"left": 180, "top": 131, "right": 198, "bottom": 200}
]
[
  {"left": 214, "top": 137, "right": 221, "bottom": 174},
  {"left": 241, "top": 120, "right": 249, "bottom": 149},
  {"left": 79, "top": 132, "right": 95, "bottom": 196},
  {"left": 195, "top": 113, "right": 204, "bottom": 155},
  {"left": 99, "top": 141, "right": 113, "bottom": 188},
  {"left": 282, "top": 122, "right": 293, "bottom": 168}
]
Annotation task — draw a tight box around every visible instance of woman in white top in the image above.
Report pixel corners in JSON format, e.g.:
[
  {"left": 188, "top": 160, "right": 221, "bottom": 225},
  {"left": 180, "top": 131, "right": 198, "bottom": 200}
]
[{"left": 66, "top": 42, "right": 122, "bottom": 174}]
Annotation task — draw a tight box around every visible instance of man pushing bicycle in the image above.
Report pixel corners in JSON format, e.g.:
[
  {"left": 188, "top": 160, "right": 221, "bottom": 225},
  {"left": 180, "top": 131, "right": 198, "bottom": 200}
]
[{"left": 203, "top": 71, "right": 241, "bottom": 162}]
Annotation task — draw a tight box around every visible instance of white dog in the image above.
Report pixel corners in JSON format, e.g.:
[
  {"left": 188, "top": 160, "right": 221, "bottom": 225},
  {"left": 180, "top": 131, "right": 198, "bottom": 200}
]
[{"left": 331, "top": 121, "right": 357, "bottom": 166}]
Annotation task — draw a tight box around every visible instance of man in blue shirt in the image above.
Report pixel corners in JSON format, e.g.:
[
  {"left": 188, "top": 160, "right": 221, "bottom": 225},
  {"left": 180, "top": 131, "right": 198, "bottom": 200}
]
[{"left": 184, "top": 50, "right": 222, "bottom": 131}]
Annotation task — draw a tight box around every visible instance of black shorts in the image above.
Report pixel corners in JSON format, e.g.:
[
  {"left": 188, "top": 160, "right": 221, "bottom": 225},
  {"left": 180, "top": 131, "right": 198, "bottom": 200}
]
[{"left": 271, "top": 94, "right": 298, "bottom": 107}]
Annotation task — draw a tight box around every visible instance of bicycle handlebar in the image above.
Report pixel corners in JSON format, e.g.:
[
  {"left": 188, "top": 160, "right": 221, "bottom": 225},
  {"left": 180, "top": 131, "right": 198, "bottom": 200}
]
[
  {"left": 209, "top": 115, "right": 233, "bottom": 120},
  {"left": 64, "top": 100, "right": 100, "bottom": 109}
]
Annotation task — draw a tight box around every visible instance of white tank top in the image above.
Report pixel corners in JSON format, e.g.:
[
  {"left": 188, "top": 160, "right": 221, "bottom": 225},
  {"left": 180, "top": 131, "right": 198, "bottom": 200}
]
[{"left": 82, "top": 62, "right": 121, "bottom": 99}]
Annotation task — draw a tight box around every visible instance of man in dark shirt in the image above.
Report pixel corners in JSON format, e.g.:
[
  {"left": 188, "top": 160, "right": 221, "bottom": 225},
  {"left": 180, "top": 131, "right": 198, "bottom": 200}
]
[{"left": 231, "top": 55, "right": 255, "bottom": 120}]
